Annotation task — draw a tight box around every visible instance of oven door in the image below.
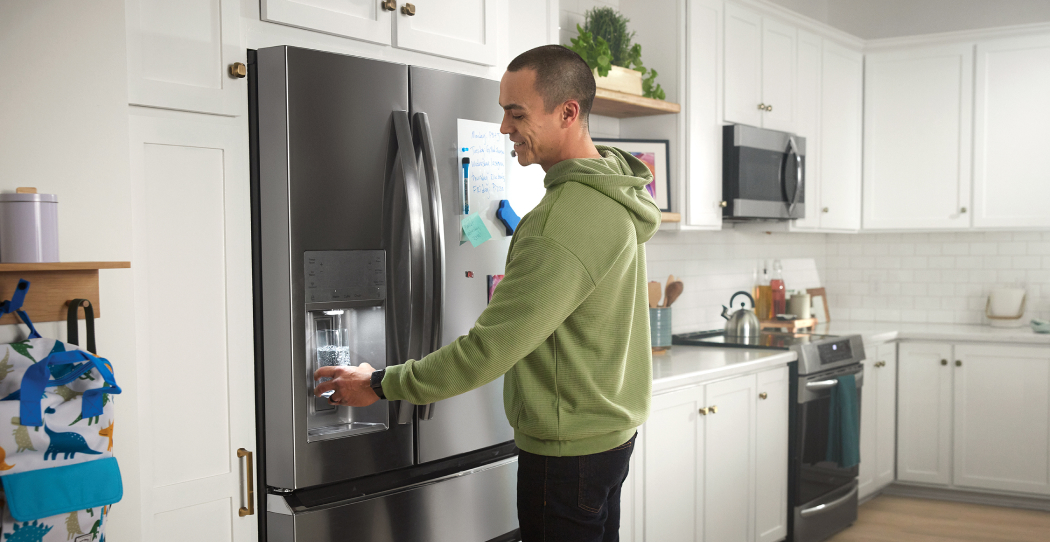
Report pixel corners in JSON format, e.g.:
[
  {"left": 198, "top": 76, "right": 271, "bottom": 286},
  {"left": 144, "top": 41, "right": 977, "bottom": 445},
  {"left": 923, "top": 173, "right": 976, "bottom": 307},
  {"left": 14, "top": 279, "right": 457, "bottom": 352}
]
[{"left": 795, "top": 363, "right": 863, "bottom": 506}]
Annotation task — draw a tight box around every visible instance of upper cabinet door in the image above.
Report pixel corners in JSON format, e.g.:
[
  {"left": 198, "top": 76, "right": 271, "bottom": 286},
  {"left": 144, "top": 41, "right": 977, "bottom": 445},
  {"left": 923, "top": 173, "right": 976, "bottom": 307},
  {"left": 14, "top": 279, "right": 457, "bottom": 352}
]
[
  {"left": 791, "top": 30, "right": 822, "bottom": 231},
  {"left": 394, "top": 0, "right": 497, "bottom": 66},
  {"left": 973, "top": 34, "right": 1050, "bottom": 229},
  {"left": 819, "top": 41, "right": 863, "bottom": 231},
  {"left": 685, "top": 0, "right": 723, "bottom": 229},
  {"left": 260, "top": 0, "right": 393, "bottom": 45},
  {"left": 760, "top": 19, "right": 797, "bottom": 132},
  {"left": 863, "top": 44, "right": 973, "bottom": 230},
  {"left": 126, "top": 0, "right": 245, "bottom": 116},
  {"left": 724, "top": 3, "right": 763, "bottom": 126}
]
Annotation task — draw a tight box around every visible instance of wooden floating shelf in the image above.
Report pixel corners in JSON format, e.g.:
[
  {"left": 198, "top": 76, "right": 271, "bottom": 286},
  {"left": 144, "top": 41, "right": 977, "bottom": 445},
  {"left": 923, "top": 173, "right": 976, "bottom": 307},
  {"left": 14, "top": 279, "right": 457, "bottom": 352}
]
[
  {"left": 591, "top": 89, "right": 681, "bottom": 118},
  {"left": 660, "top": 212, "right": 681, "bottom": 223},
  {"left": 0, "top": 262, "right": 130, "bottom": 325}
]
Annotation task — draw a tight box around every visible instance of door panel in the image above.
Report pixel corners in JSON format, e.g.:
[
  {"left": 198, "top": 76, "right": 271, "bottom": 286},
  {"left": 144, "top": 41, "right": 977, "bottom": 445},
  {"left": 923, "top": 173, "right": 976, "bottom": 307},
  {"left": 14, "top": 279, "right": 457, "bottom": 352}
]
[
  {"left": 704, "top": 374, "right": 756, "bottom": 542},
  {"left": 857, "top": 356, "right": 878, "bottom": 499},
  {"left": 897, "top": 342, "right": 952, "bottom": 485},
  {"left": 724, "top": 2, "right": 763, "bottom": 126},
  {"left": 644, "top": 387, "right": 705, "bottom": 542},
  {"left": 760, "top": 18, "right": 796, "bottom": 132},
  {"left": 791, "top": 31, "right": 822, "bottom": 231},
  {"left": 973, "top": 34, "right": 1050, "bottom": 228},
  {"left": 261, "top": 0, "right": 392, "bottom": 45},
  {"left": 875, "top": 344, "right": 897, "bottom": 489},
  {"left": 126, "top": 0, "right": 244, "bottom": 115},
  {"left": 395, "top": 0, "right": 497, "bottom": 66},
  {"left": 863, "top": 44, "right": 973, "bottom": 230},
  {"left": 756, "top": 367, "right": 789, "bottom": 542},
  {"left": 685, "top": 0, "right": 723, "bottom": 229},
  {"left": 129, "top": 112, "right": 256, "bottom": 541},
  {"left": 819, "top": 41, "right": 862, "bottom": 231},
  {"left": 954, "top": 345, "right": 1050, "bottom": 495},
  {"left": 409, "top": 67, "right": 520, "bottom": 463}
]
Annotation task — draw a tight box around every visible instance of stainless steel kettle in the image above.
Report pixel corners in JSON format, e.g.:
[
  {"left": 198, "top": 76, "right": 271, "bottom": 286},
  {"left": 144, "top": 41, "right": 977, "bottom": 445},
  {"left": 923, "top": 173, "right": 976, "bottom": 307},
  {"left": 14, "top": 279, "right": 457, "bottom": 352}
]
[{"left": 722, "top": 291, "right": 761, "bottom": 339}]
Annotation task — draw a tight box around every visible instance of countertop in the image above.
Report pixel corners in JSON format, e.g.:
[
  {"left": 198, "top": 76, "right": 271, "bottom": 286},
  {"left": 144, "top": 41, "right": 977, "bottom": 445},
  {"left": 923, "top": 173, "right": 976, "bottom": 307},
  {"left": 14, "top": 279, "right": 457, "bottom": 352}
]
[
  {"left": 651, "top": 346, "right": 797, "bottom": 395},
  {"left": 807, "top": 320, "right": 1050, "bottom": 346}
]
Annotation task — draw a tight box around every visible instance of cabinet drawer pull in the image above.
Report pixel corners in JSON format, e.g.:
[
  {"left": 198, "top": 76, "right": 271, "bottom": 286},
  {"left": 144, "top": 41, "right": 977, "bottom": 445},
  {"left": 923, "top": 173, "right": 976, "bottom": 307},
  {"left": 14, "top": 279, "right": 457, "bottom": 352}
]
[
  {"left": 401, "top": 3, "right": 416, "bottom": 15},
  {"left": 381, "top": 0, "right": 396, "bottom": 10},
  {"left": 709, "top": 405, "right": 718, "bottom": 414},
  {"left": 941, "top": 359, "right": 948, "bottom": 366},
  {"left": 699, "top": 407, "right": 709, "bottom": 416},
  {"left": 758, "top": 103, "right": 766, "bottom": 110},
  {"left": 759, "top": 392, "right": 768, "bottom": 400},
  {"left": 765, "top": 104, "right": 773, "bottom": 112},
  {"left": 955, "top": 360, "right": 962, "bottom": 367},
  {"left": 228, "top": 62, "right": 247, "bottom": 79},
  {"left": 237, "top": 448, "right": 255, "bottom": 517}
]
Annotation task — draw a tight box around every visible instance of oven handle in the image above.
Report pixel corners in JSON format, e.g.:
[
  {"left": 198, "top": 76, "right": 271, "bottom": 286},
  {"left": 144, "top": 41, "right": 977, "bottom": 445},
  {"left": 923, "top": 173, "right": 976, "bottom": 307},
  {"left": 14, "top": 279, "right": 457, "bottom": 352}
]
[
  {"left": 806, "top": 379, "right": 840, "bottom": 391},
  {"left": 799, "top": 485, "right": 858, "bottom": 518}
]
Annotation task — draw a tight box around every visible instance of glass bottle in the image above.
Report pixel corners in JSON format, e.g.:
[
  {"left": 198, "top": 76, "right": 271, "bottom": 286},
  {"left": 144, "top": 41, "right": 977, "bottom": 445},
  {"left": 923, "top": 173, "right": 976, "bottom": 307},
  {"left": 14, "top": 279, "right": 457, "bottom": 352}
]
[
  {"left": 755, "top": 260, "right": 773, "bottom": 320},
  {"left": 770, "top": 259, "right": 786, "bottom": 316}
]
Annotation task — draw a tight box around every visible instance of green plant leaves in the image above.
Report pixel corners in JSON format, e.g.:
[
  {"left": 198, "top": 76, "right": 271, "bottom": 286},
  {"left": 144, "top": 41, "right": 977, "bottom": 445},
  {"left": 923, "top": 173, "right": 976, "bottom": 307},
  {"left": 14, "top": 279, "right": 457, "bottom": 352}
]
[
  {"left": 567, "top": 13, "right": 665, "bottom": 101},
  {"left": 567, "top": 24, "right": 613, "bottom": 77}
]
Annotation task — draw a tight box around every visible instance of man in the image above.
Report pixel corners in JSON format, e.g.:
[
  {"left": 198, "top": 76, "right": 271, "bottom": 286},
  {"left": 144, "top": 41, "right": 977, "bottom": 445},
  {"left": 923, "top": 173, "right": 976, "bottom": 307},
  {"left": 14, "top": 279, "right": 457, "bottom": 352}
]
[{"left": 314, "top": 44, "right": 661, "bottom": 542}]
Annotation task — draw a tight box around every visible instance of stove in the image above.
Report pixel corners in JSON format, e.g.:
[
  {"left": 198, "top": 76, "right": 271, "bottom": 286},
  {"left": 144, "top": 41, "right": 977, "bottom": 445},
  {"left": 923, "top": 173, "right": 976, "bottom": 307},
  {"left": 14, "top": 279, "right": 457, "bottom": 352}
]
[{"left": 672, "top": 330, "right": 864, "bottom": 375}]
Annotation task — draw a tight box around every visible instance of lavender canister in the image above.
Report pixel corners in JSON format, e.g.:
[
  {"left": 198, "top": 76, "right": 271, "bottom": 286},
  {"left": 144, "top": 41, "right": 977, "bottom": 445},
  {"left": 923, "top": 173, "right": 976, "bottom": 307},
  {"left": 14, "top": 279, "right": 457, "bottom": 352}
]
[{"left": 0, "top": 188, "right": 59, "bottom": 263}]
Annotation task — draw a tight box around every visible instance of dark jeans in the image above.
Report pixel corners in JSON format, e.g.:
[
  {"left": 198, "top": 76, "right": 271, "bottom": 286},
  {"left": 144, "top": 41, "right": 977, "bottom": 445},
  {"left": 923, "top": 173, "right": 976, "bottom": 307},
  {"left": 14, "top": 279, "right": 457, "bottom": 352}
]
[{"left": 517, "top": 433, "right": 637, "bottom": 542}]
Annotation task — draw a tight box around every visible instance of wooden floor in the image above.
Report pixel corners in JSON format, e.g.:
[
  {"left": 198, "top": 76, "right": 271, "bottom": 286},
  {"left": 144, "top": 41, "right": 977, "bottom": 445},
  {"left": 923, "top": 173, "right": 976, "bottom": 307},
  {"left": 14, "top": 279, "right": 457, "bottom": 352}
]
[{"left": 827, "top": 495, "right": 1050, "bottom": 542}]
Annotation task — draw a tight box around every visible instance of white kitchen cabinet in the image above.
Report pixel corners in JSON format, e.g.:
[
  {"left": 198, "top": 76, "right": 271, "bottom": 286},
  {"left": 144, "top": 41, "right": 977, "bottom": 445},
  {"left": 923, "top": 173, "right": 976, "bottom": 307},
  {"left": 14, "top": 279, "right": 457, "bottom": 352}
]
[
  {"left": 724, "top": 2, "right": 795, "bottom": 131},
  {"left": 684, "top": 0, "right": 724, "bottom": 229},
  {"left": 128, "top": 111, "right": 257, "bottom": 542},
  {"left": 755, "top": 367, "right": 789, "bottom": 542},
  {"left": 789, "top": 30, "right": 822, "bottom": 231},
  {"left": 972, "top": 34, "right": 1050, "bottom": 229},
  {"left": 953, "top": 345, "right": 1050, "bottom": 495},
  {"left": 126, "top": 0, "right": 245, "bottom": 116},
  {"left": 818, "top": 41, "right": 863, "bottom": 231},
  {"left": 858, "top": 343, "right": 897, "bottom": 500},
  {"left": 704, "top": 374, "right": 757, "bottom": 542},
  {"left": 640, "top": 385, "right": 706, "bottom": 542},
  {"left": 393, "top": 0, "right": 498, "bottom": 66},
  {"left": 261, "top": 0, "right": 392, "bottom": 45},
  {"left": 897, "top": 342, "right": 953, "bottom": 485},
  {"left": 863, "top": 44, "right": 973, "bottom": 230}
]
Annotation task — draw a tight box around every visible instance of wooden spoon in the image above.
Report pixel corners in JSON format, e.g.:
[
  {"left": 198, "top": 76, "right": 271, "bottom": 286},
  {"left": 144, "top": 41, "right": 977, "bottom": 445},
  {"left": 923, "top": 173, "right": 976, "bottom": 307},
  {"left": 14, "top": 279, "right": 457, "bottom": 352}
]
[
  {"left": 648, "top": 281, "right": 662, "bottom": 309},
  {"left": 665, "top": 275, "right": 675, "bottom": 304},
  {"left": 663, "top": 281, "right": 684, "bottom": 308}
]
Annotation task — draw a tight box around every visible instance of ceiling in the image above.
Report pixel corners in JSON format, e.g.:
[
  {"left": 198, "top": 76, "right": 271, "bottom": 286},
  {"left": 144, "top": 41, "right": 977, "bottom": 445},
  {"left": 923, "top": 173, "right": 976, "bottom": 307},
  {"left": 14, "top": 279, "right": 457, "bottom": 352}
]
[{"left": 768, "top": 0, "right": 1050, "bottom": 39}]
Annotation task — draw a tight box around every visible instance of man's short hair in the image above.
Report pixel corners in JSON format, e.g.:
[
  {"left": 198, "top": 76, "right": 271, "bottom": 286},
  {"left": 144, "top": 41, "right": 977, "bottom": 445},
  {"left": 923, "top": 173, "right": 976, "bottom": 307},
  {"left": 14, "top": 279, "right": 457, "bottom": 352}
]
[{"left": 507, "top": 45, "right": 596, "bottom": 128}]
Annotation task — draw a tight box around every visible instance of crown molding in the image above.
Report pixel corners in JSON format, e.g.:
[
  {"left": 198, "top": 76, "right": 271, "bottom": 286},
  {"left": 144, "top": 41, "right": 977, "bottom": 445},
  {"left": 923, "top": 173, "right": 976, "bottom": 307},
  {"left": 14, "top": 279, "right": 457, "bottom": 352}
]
[
  {"left": 864, "top": 21, "right": 1050, "bottom": 52},
  {"left": 731, "top": 0, "right": 865, "bottom": 50}
]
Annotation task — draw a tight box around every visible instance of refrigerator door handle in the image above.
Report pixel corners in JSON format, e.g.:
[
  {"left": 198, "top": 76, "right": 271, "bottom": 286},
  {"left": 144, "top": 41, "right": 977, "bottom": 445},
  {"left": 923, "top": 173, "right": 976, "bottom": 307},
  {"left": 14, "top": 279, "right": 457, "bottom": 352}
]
[
  {"left": 413, "top": 111, "right": 446, "bottom": 421},
  {"left": 389, "top": 109, "right": 429, "bottom": 425}
]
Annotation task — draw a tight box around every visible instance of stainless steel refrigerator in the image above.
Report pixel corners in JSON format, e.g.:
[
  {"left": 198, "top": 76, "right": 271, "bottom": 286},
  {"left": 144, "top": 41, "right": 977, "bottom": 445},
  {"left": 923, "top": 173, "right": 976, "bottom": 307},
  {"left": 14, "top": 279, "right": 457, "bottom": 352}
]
[{"left": 249, "top": 46, "right": 529, "bottom": 542}]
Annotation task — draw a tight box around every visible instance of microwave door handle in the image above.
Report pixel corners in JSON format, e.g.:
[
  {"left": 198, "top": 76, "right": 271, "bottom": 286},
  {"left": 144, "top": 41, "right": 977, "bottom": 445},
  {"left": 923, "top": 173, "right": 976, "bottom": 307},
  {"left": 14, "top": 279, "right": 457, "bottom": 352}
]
[
  {"left": 413, "top": 111, "right": 445, "bottom": 421},
  {"left": 388, "top": 109, "right": 429, "bottom": 424},
  {"left": 785, "top": 136, "right": 803, "bottom": 217}
]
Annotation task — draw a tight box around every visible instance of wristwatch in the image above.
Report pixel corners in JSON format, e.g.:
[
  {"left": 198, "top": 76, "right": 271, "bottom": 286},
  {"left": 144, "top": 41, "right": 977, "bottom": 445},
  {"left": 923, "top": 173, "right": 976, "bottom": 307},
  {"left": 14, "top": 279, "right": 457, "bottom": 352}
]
[{"left": 370, "top": 368, "right": 387, "bottom": 400}]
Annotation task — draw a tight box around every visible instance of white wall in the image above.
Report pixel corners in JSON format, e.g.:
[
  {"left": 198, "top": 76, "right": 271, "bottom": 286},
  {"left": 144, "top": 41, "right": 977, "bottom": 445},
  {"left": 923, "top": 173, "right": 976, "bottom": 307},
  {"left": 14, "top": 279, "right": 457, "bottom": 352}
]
[{"left": 0, "top": 0, "right": 140, "bottom": 538}]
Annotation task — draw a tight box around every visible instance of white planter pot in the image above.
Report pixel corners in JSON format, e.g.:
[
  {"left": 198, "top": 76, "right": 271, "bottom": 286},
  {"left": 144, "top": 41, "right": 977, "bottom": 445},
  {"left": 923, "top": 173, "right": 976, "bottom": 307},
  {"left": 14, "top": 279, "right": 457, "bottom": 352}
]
[{"left": 594, "top": 65, "right": 643, "bottom": 96}]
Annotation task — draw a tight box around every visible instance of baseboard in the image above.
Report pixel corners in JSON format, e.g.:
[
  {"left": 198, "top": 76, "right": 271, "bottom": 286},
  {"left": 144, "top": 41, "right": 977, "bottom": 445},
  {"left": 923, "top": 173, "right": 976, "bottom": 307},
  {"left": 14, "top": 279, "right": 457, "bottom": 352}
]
[{"left": 883, "top": 483, "right": 1050, "bottom": 512}]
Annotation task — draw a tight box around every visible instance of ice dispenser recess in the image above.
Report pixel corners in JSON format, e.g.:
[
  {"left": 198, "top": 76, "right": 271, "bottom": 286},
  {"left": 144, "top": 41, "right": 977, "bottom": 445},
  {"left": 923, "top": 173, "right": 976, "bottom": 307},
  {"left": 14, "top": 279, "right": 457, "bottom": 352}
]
[{"left": 305, "top": 250, "right": 389, "bottom": 442}]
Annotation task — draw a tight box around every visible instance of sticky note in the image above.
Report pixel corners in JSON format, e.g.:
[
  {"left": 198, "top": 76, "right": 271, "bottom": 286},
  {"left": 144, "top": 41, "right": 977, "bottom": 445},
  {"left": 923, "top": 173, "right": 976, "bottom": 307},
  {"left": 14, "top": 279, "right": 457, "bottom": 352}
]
[{"left": 461, "top": 213, "right": 491, "bottom": 247}]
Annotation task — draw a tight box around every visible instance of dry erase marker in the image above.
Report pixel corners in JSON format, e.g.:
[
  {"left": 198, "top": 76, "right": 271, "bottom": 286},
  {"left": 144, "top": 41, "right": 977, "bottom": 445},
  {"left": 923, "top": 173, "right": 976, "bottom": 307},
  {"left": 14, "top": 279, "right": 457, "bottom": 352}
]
[{"left": 461, "top": 153, "right": 470, "bottom": 215}]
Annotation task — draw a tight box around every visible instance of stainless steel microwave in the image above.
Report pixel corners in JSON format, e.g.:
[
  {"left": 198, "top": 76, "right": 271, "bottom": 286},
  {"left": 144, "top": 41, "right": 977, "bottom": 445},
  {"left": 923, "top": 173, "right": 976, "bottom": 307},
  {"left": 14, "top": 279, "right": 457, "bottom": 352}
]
[{"left": 722, "top": 124, "right": 806, "bottom": 221}]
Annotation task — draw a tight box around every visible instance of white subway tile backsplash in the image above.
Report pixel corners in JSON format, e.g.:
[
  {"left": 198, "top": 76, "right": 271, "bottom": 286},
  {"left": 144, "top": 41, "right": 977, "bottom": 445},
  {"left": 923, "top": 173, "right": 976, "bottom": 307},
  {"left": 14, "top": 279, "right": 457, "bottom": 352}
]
[{"left": 999, "top": 241, "right": 1027, "bottom": 255}]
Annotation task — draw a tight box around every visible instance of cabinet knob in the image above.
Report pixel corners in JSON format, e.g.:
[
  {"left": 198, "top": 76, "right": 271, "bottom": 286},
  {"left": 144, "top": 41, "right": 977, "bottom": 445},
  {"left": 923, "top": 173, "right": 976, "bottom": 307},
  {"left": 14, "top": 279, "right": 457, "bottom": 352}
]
[
  {"left": 960, "top": 206, "right": 967, "bottom": 213},
  {"left": 719, "top": 200, "right": 728, "bottom": 208},
  {"left": 401, "top": 2, "right": 416, "bottom": 15},
  {"left": 956, "top": 360, "right": 962, "bottom": 367},
  {"left": 758, "top": 103, "right": 766, "bottom": 110},
  {"left": 822, "top": 207, "right": 829, "bottom": 213},
  {"left": 228, "top": 62, "right": 247, "bottom": 79},
  {"left": 941, "top": 359, "right": 948, "bottom": 366},
  {"left": 699, "top": 407, "right": 709, "bottom": 416},
  {"left": 766, "top": 104, "right": 773, "bottom": 112},
  {"left": 709, "top": 405, "right": 718, "bottom": 414},
  {"left": 759, "top": 392, "right": 768, "bottom": 400},
  {"left": 381, "top": 0, "right": 396, "bottom": 10}
]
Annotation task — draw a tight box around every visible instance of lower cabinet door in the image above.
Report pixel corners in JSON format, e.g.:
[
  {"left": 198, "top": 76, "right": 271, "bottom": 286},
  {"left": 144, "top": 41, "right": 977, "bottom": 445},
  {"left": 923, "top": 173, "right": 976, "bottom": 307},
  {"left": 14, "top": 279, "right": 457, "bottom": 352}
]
[
  {"left": 704, "top": 374, "right": 757, "bottom": 542},
  {"left": 897, "top": 342, "right": 953, "bottom": 485},
  {"left": 953, "top": 345, "right": 1050, "bottom": 495},
  {"left": 874, "top": 344, "right": 898, "bottom": 490},
  {"left": 641, "top": 386, "right": 706, "bottom": 541},
  {"left": 857, "top": 356, "right": 879, "bottom": 500},
  {"left": 755, "top": 367, "right": 789, "bottom": 542}
]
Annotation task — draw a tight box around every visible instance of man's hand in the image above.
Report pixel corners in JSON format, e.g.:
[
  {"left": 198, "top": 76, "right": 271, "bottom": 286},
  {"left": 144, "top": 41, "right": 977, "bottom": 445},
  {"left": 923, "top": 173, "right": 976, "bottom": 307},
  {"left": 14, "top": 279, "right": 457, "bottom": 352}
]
[{"left": 314, "top": 363, "right": 380, "bottom": 407}]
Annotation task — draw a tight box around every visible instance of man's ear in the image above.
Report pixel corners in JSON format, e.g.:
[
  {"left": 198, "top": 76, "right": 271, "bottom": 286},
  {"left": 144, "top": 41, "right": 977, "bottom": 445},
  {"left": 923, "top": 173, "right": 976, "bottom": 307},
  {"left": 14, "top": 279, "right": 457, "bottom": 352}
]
[{"left": 560, "top": 100, "right": 581, "bottom": 128}]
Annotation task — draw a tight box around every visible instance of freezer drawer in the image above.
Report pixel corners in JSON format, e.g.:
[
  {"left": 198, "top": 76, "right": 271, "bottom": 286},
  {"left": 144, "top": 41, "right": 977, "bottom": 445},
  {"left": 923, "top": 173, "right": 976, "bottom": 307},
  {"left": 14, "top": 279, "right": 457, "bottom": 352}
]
[{"left": 268, "top": 457, "right": 519, "bottom": 542}]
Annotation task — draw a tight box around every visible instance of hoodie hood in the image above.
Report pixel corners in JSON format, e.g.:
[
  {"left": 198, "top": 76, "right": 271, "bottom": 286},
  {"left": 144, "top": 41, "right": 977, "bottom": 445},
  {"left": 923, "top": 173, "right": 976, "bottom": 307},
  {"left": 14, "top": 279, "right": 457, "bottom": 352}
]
[{"left": 543, "top": 145, "right": 662, "bottom": 244}]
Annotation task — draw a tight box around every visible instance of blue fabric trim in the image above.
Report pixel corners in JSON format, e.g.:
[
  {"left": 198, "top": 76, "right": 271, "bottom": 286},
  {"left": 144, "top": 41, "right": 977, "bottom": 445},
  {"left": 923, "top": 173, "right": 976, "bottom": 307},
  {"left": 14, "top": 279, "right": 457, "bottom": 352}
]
[
  {"left": 1, "top": 457, "right": 123, "bottom": 522},
  {"left": 0, "top": 280, "right": 41, "bottom": 339},
  {"left": 19, "top": 351, "right": 122, "bottom": 427}
]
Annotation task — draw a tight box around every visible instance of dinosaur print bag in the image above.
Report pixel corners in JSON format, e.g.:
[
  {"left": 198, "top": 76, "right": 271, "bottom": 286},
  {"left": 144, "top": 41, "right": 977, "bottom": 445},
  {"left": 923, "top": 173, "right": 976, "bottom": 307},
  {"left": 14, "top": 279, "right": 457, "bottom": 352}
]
[{"left": 0, "top": 344, "right": 123, "bottom": 542}]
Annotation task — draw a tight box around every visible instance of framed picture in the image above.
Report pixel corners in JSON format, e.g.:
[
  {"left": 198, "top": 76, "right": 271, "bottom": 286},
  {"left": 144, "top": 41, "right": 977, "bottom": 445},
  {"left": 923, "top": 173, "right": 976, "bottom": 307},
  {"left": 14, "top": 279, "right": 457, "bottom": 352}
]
[{"left": 593, "top": 138, "right": 671, "bottom": 212}]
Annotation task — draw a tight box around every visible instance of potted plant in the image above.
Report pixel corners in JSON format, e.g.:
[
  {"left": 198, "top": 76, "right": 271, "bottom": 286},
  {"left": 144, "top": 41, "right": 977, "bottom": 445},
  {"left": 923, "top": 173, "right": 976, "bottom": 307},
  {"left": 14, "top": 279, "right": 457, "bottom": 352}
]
[{"left": 566, "top": 7, "right": 665, "bottom": 100}]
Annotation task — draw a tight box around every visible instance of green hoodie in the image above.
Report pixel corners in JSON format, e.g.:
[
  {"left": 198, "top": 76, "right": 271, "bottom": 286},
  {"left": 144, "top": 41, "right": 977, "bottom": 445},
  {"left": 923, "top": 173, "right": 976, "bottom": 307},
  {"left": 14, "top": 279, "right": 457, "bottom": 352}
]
[{"left": 382, "top": 145, "right": 662, "bottom": 456}]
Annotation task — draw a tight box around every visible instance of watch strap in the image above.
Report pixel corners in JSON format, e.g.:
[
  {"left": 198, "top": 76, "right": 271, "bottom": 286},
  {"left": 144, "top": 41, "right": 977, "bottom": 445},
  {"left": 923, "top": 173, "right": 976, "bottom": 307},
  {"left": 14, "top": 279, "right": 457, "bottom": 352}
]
[{"left": 370, "top": 368, "right": 386, "bottom": 400}]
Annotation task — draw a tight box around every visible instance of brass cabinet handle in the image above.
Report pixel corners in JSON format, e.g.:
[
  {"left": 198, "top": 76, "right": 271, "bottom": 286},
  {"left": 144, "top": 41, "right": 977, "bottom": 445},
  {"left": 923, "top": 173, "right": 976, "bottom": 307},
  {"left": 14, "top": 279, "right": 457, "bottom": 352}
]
[
  {"left": 228, "top": 62, "right": 247, "bottom": 79},
  {"left": 401, "top": 2, "right": 416, "bottom": 15},
  {"left": 709, "top": 405, "right": 718, "bottom": 414},
  {"left": 941, "top": 359, "right": 948, "bottom": 366},
  {"left": 822, "top": 207, "right": 829, "bottom": 213},
  {"left": 759, "top": 392, "right": 768, "bottom": 400},
  {"left": 237, "top": 448, "right": 255, "bottom": 517},
  {"left": 719, "top": 200, "right": 728, "bottom": 208},
  {"left": 758, "top": 103, "right": 766, "bottom": 110},
  {"left": 766, "top": 104, "right": 773, "bottom": 112},
  {"left": 956, "top": 360, "right": 962, "bottom": 367},
  {"left": 875, "top": 361, "right": 886, "bottom": 368},
  {"left": 960, "top": 207, "right": 968, "bottom": 213},
  {"left": 381, "top": 0, "right": 396, "bottom": 10},
  {"left": 699, "top": 407, "right": 709, "bottom": 416}
]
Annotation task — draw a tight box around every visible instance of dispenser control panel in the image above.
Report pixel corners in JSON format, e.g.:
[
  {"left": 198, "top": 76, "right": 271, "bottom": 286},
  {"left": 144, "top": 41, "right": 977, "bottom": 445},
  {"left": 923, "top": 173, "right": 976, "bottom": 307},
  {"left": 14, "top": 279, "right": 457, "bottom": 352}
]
[{"left": 304, "top": 250, "right": 385, "bottom": 303}]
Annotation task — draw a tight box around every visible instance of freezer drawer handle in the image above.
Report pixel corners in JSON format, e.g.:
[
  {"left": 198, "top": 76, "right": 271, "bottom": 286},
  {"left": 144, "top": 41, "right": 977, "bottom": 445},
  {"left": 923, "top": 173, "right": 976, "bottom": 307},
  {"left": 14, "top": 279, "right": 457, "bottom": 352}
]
[
  {"left": 237, "top": 448, "right": 255, "bottom": 517},
  {"left": 799, "top": 485, "right": 857, "bottom": 518}
]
